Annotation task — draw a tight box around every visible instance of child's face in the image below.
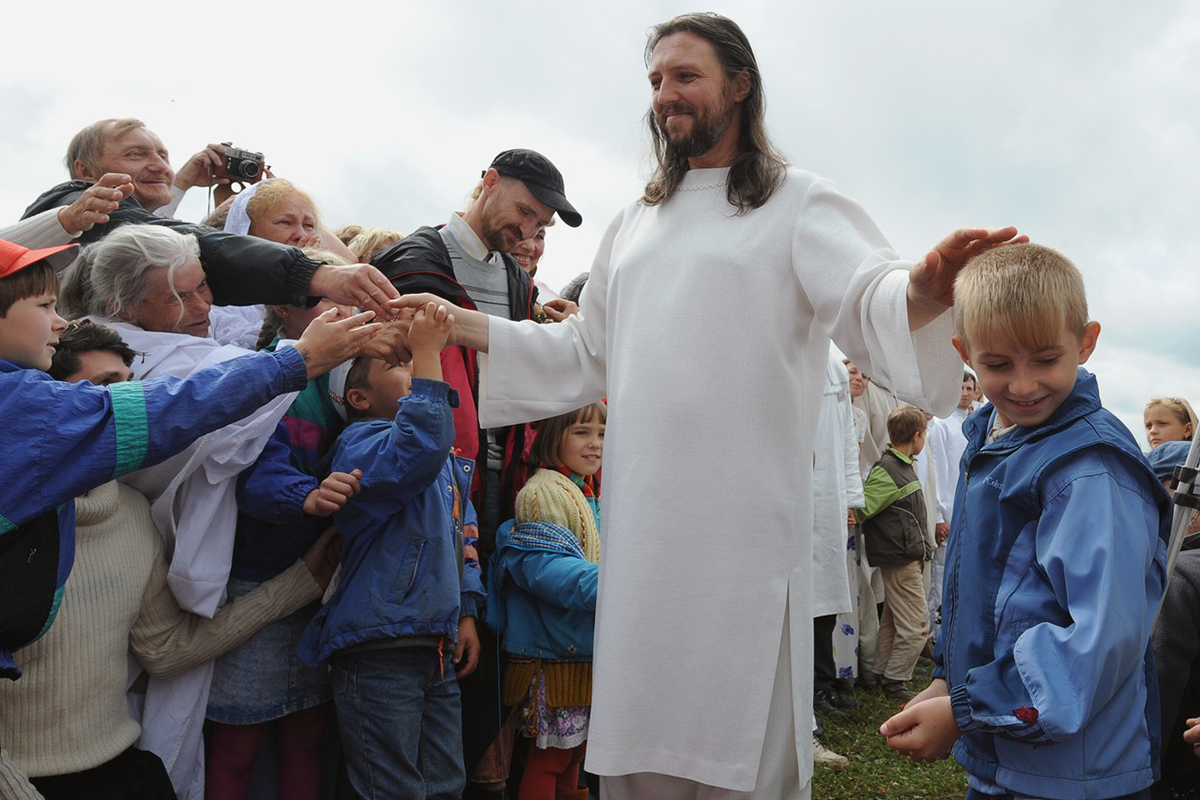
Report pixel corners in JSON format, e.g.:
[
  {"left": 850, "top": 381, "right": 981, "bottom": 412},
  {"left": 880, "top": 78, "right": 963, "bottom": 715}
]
[
  {"left": 557, "top": 416, "right": 604, "bottom": 477},
  {"left": 0, "top": 291, "right": 68, "bottom": 371},
  {"left": 952, "top": 321, "right": 1100, "bottom": 429},
  {"left": 1145, "top": 405, "right": 1192, "bottom": 449},
  {"left": 357, "top": 358, "right": 413, "bottom": 418}
]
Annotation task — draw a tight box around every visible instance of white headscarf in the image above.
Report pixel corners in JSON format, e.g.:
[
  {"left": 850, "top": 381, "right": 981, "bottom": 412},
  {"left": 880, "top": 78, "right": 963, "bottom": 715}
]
[{"left": 221, "top": 179, "right": 268, "bottom": 235}]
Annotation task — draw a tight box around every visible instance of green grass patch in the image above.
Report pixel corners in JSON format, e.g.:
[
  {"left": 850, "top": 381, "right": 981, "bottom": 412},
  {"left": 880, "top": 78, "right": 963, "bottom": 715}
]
[{"left": 812, "top": 666, "right": 968, "bottom": 800}]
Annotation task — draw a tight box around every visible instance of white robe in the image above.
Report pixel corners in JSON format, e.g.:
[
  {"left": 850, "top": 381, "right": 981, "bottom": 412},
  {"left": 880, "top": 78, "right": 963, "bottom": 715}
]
[{"left": 479, "top": 167, "right": 960, "bottom": 792}]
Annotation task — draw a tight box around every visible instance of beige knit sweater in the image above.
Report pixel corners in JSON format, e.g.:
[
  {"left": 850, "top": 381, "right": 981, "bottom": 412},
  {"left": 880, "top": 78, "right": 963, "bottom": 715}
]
[{"left": 0, "top": 481, "right": 321, "bottom": 785}]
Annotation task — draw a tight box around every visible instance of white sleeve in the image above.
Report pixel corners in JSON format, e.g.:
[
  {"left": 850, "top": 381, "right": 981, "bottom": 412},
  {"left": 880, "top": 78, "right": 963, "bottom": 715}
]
[
  {"left": 153, "top": 185, "right": 187, "bottom": 219},
  {"left": 0, "top": 208, "right": 74, "bottom": 248},
  {"left": 791, "top": 178, "right": 959, "bottom": 417},
  {"left": 929, "top": 421, "right": 954, "bottom": 523},
  {"left": 478, "top": 212, "right": 619, "bottom": 426}
]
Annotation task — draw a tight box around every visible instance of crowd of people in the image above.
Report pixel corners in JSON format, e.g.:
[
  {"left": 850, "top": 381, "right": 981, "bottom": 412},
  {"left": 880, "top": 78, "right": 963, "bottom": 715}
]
[{"left": 1, "top": 11, "right": 1198, "bottom": 800}]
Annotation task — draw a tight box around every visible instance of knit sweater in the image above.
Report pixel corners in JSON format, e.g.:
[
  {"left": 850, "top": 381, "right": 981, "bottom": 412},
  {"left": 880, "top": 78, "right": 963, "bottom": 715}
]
[{"left": 0, "top": 481, "right": 321, "bottom": 781}]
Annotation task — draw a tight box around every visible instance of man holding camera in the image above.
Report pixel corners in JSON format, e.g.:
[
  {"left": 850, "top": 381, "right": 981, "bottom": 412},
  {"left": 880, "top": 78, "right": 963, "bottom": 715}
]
[{"left": 14, "top": 118, "right": 399, "bottom": 317}]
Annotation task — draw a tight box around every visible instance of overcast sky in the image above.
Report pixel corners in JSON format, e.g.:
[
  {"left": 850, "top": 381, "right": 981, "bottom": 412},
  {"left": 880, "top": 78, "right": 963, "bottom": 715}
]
[{"left": 3, "top": 0, "right": 1197, "bottom": 443}]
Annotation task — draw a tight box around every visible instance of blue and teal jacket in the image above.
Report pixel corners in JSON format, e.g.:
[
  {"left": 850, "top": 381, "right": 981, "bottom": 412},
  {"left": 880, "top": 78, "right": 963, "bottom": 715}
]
[
  {"left": 0, "top": 349, "right": 308, "bottom": 679},
  {"left": 298, "top": 378, "right": 485, "bottom": 666},
  {"left": 933, "top": 369, "right": 1171, "bottom": 799},
  {"left": 487, "top": 519, "right": 598, "bottom": 661}
]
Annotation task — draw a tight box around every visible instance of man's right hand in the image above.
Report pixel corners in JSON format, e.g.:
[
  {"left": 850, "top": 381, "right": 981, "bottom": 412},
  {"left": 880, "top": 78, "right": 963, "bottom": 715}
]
[
  {"left": 294, "top": 307, "right": 381, "bottom": 380},
  {"left": 173, "top": 143, "right": 228, "bottom": 192},
  {"left": 58, "top": 173, "right": 134, "bottom": 237},
  {"left": 309, "top": 263, "right": 400, "bottom": 320}
]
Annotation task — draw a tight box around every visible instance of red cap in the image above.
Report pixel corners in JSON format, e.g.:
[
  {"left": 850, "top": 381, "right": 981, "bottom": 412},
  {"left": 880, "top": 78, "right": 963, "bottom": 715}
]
[{"left": 0, "top": 238, "right": 80, "bottom": 279}]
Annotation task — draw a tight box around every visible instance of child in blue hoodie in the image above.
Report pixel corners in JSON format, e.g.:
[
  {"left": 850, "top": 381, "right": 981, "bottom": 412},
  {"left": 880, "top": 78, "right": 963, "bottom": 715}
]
[
  {"left": 881, "top": 244, "right": 1171, "bottom": 800},
  {"left": 298, "top": 302, "right": 484, "bottom": 800}
]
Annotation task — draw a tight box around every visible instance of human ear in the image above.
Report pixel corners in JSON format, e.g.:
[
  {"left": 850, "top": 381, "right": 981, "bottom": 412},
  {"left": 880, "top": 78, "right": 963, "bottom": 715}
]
[
  {"left": 345, "top": 387, "right": 371, "bottom": 413},
  {"left": 951, "top": 335, "right": 972, "bottom": 366},
  {"left": 1076, "top": 321, "right": 1101, "bottom": 364},
  {"left": 73, "top": 159, "right": 98, "bottom": 182},
  {"left": 732, "top": 69, "right": 752, "bottom": 102}
]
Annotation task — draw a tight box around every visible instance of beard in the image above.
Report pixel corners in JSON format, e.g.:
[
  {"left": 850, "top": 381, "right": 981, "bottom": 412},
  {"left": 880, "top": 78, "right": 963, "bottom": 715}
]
[{"left": 657, "top": 94, "right": 739, "bottom": 160}]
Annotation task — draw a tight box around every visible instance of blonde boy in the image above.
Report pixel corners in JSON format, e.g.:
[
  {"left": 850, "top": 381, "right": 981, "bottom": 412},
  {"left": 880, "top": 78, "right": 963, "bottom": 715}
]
[{"left": 881, "top": 244, "right": 1170, "bottom": 800}]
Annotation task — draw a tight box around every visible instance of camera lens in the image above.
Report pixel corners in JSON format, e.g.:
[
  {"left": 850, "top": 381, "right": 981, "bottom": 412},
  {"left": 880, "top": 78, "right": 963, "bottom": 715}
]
[{"left": 238, "top": 160, "right": 261, "bottom": 179}]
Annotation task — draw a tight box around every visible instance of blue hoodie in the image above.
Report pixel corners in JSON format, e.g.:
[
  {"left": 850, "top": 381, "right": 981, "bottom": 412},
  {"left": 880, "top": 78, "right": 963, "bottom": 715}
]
[{"left": 934, "top": 368, "right": 1171, "bottom": 798}]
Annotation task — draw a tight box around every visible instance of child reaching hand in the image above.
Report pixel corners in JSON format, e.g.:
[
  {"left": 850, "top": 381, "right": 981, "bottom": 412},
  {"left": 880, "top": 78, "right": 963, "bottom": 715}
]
[
  {"left": 488, "top": 402, "right": 606, "bottom": 800},
  {"left": 881, "top": 244, "right": 1171, "bottom": 800},
  {"left": 298, "top": 302, "right": 484, "bottom": 800}
]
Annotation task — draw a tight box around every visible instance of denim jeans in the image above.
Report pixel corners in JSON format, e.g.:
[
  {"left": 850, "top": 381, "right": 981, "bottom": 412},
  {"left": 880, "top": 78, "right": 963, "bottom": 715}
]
[
  {"left": 331, "top": 642, "right": 464, "bottom": 800},
  {"left": 965, "top": 789, "right": 1150, "bottom": 800}
]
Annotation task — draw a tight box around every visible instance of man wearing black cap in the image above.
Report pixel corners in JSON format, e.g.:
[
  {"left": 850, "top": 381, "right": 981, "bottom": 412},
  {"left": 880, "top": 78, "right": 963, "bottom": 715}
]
[{"left": 371, "top": 148, "right": 581, "bottom": 785}]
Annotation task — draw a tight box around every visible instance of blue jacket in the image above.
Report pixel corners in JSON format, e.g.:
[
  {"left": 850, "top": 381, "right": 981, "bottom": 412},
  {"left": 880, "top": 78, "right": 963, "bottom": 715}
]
[
  {"left": 0, "top": 349, "right": 308, "bottom": 679},
  {"left": 298, "top": 379, "right": 485, "bottom": 666},
  {"left": 934, "top": 369, "right": 1171, "bottom": 799},
  {"left": 487, "top": 520, "right": 598, "bottom": 660}
]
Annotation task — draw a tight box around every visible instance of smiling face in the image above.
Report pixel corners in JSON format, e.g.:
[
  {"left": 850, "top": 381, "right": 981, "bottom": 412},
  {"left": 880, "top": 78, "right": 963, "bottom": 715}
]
[
  {"left": 249, "top": 193, "right": 320, "bottom": 246},
  {"left": 478, "top": 176, "right": 555, "bottom": 254},
  {"left": 556, "top": 416, "right": 605, "bottom": 477},
  {"left": 512, "top": 228, "right": 547, "bottom": 275},
  {"left": 1145, "top": 403, "right": 1194, "bottom": 449},
  {"left": 0, "top": 290, "right": 68, "bottom": 371},
  {"left": 648, "top": 31, "right": 747, "bottom": 166},
  {"left": 128, "top": 257, "right": 213, "bottom": 337},
  {"left": 844, "top": 361, "right": 867, "bottom": 399},
  {"left": 76, "top": 125, "right": 175, "bottom": 212},
  {"left": 953, "top": 322, "right": 1100, "bottom": 428}
]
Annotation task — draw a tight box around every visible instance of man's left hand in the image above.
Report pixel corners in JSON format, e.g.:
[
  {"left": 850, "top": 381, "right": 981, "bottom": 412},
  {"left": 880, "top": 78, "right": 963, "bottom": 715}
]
[
  {"left": 309, "top": 263, "right": 401, "bottom": 319},
  {"left": 908, "top": 227, "right": 1028, "bottom": 321},
  {"left": 454, "top": 616, "right": 481, "bottom": 678}
]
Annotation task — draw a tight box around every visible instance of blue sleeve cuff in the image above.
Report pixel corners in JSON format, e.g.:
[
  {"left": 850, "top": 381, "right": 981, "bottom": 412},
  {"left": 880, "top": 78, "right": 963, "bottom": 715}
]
[
  {"left": 949, "top": 684, "right": 979, "bottom": 733},
  {"left": 408, "top": 377, "right": 457, "bottom": 407},
  {"left": 270, "top": 347, "right": 309, "bottom": 392},
  {"left": 289, "top": 478, "right": 320, "bottom": 515},
  {"left": 460, "top": 595, "right": 480, "bottom": 619},
  {"left": 0, "top": 648, "right": 21, "bottom": 680}
]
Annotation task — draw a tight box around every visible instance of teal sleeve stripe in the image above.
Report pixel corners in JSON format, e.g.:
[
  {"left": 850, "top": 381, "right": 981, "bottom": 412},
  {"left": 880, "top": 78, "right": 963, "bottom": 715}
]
[
  {"left": 109, "top": 381, "right": 150, "bottom": 478},
  {"left": 0, "top": 513, "right": 13, "bottom": 535},
  {"left": 30, "top": 586, "right": 65, "bottom": 643}
]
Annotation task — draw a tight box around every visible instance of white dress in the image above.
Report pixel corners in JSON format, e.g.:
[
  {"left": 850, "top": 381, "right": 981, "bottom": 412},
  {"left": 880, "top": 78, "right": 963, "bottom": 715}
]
[{"left": 479, "top": 167, "right": 960, "bottom": 794}]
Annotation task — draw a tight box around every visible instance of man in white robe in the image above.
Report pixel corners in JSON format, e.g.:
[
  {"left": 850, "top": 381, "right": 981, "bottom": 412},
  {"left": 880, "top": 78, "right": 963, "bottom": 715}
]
[{"left": 399, "top": 14, "right": 1023, "bottom": 799}]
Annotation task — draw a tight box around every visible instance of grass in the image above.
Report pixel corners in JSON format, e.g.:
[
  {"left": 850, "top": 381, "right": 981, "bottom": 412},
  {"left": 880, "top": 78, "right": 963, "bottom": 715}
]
[{"left": 812, "top": 664, "right": 968, "bottom": 800}]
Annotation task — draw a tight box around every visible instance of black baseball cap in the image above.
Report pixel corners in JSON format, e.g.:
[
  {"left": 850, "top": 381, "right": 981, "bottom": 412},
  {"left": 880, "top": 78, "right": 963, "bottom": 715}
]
[{"left": 486, "top": 149, "right": 582, "bottom": 228}]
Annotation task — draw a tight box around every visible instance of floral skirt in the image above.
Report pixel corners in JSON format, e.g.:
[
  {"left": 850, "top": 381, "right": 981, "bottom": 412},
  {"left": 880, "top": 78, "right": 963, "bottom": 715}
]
[{"left": 507, "top": 658, "right": 590, "bottom": 750}]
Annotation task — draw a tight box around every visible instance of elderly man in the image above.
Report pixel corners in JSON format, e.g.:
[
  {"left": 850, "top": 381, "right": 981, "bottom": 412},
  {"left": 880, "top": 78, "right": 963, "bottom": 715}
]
[
  {"left": 402, "top": 14, "right": 1024, "bottom": 800},
  {"left": 16, "top": 118, "right": 397, "bottom": 316}
]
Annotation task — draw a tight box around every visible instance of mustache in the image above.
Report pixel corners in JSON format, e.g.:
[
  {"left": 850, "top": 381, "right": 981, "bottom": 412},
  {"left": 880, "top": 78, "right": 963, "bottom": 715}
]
[{"left": 657, "top": 102, "right": 696, "bottom": 121}]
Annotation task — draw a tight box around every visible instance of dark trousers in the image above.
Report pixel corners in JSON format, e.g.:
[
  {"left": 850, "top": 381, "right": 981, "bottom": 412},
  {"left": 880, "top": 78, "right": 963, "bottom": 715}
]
[
  {"left": 32, "top": 747, "right": 175, "bottom": 800},
  {"left": 813, "top": 614, "right": 837, "bottom": 694}
]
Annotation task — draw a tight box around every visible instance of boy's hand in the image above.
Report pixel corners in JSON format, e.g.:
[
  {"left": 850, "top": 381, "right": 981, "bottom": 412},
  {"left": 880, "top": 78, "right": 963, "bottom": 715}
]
[
  {"left": 935, "top": 522, "right": 950, "bottom": 545},
  {"left": 303, "top": 469, "right": 362, "bottom": 517},
  {"left": 294, "top": 307, "right": 381, "bottom": 380},
  {"left": 409, "top": 302, "right": 453, "bottom": 354},
  {"left": 359, "top": 316, "right": 415, "bottom": 366},
  {"left": 907, "top": 678, "right": 949, "bottom": 708},
  {"left": 880, "top": 695, "right": 960, "bottom": 763},
  {"left": 454, "top": 616, "right": 480, "bottom": 678},
  {"left": 542, "top": 298, "right": 579, "bottom": 322},
  {"left": 301, "top": 526, "right": 343, "bottom": 590},
  {"left": 1184, "top": 716, "right": 1200, "bottom": 757}
]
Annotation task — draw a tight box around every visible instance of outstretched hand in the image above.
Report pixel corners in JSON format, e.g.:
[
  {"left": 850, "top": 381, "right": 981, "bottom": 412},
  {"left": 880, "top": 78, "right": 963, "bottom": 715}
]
[
  {"left": 909, "top": 226, "right": 1028, "bottom": 314},
  {"left": 294, "top": 307, "right": 381, "bottom": 380},
  {"left": 309, "top": 263, "right": 401, "bottom": 320},
  {"left": 58, "top": 173, "right": 134, "bottom": 236}
]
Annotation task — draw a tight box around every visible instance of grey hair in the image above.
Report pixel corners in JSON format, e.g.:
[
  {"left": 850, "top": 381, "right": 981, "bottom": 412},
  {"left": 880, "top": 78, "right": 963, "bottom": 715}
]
[{"left": 66, "top": 225, "right": 200, "bottom": 322}]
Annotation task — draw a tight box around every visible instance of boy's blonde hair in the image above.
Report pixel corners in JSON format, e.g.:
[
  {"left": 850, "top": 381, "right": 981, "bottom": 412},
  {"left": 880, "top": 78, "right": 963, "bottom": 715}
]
[
  {"left": 954, "top": 243, "right": 1089, "bottom": 351},
  {"left": 347, "top": 228, "right": 405, "bottom": 263},
  {"left": 1145, "top": 397, "right": 1198, "bottom": 439},
  {"left": 886, "top": 404, "right": 926, "bottom": 447}
]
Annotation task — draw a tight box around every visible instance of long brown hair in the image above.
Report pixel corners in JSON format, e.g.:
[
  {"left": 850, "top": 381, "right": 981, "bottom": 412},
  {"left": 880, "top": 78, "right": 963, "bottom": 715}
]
[{"left": 642, "top": 13, "right": 788, "bottom": 214}]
